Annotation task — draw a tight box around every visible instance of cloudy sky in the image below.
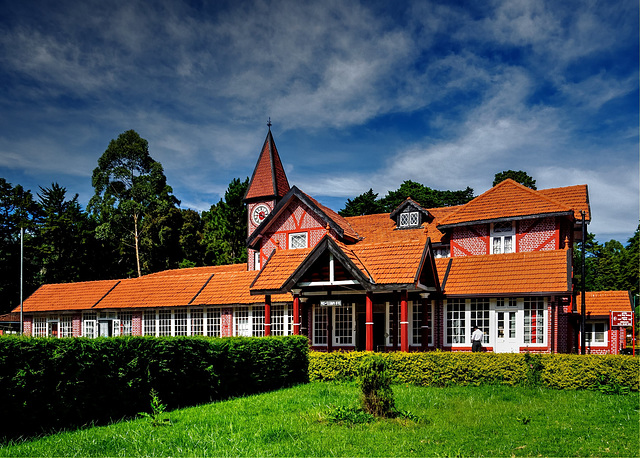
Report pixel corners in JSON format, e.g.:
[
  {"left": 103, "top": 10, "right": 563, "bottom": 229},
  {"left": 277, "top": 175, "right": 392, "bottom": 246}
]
[{"left": 0, "top": 0, "right": 637, "bottom": 243}]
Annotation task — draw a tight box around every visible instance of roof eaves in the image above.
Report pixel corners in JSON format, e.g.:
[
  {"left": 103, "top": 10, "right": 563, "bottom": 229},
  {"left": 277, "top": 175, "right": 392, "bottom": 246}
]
[{"left": 437, "top": 211, "right": 574, "bottom": 231}]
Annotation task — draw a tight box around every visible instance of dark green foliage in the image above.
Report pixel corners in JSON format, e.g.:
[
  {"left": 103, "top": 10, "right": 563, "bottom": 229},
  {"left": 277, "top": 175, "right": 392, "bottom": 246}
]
[
  {"left": 358, "top": 354, "right": 395, "bottom": 417},
  {"left": 0, "top": 335, "right": 308, "bottom": 441},
  {"left": 339, "top": 181, "right": 474, "bottom": 216},
  {"left": 201, "top": 177, "right": 249, "bottom": 265},
  {"left": 573, "top": 226, "right": 639, "bottom": 295},
  {"left": 493, "top": 170, "right": 537, "bottom": 189},
  {"left": 339, "top": 188, "right": 384, "bottom": 217}
]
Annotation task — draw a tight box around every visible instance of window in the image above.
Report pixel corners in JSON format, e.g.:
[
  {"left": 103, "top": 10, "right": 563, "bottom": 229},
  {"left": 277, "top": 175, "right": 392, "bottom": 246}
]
[
  {"left": 470, "top": 299, "right": 490, "bottom": 344},
  {"left": 334, "top": 305, "right": 354, "bottom": 345},
  {"left": 433, "top": 247, "right": 450, "bottom": 258},
  {"left": 119, "top": 312, "right": 132, "bottom": 336},
  {"left": 446, "top": 299, "right": 466, "bottom": 344},
  {"left": 206, "top": 307, "right": 221, "bottom": 337},
  {"left": 254, "top": 251, "right": 261, "bottom": 270},
  {"left": 60, "top": 315, "right": 73, "bottom": 338},
  {"left": 252, "top": 306, "right": 265, "bottom": 337},
  {"left": 399, "top": 211, "right": 420, "bottom": 228},
  {"left": 271, "top": 304, "right": 292, "bottom": 336},
  {"left": 191, "top": 309, "right": 204, "bottom": 335},
  {"left": 313, "top": 306, "right": 328, "bottom": 345},
  {"left": 409, "top": 301, "right": 433, "bottom": 346},
  {"left": 173, "top": 309, "right": 187, "bottom": 336},
  {"left": 235, "top": 307, "right": 250, "bottom": 336},
  {"left": 491, "top": 221, "right": 515, "bottom": 254},
  {"left": 524, "top": 298, "right": 545, "bottom": 344},
  {"left": 33, "top": 316, "right": 47, "bottom": 337},
  {"left": 83, "top": 312, "right": 97, "bottom": 338},
  {"left": 143, "top": 311, "right": 156, "bottom": 336},
  {"left": 158, "top": 310, "right": 172, "bottom": 336},
  {"left": 496, "top": 298, "right": 516, "bottom": 307},
  {"left": 585, "top": 322, "right": 607, "bottom": 344},
  {"left": 289, "top": 232, "right": 307, "bottom": 249}
]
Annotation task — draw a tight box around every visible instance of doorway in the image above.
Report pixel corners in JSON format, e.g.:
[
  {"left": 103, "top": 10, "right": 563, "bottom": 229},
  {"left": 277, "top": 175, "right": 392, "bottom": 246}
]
[
  {"left": 356, "top": 312, "right": 387, "bottom": 351},
  {"left": 494, "top": 310, "right": 518, "bottom": 353}
]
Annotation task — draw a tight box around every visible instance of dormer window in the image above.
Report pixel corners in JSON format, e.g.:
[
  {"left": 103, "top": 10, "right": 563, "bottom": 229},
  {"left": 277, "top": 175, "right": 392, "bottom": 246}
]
[
  {"left": 491, "top": 221, "right": 515, "bottom": 254},
  {"left": 399, "top": 211, "right": 420, "bottom": 228}
]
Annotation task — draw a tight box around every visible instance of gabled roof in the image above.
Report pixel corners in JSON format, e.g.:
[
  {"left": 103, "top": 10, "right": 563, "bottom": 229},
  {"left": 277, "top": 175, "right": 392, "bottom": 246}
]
[
  {"left": 576, "top": 291, "right": 632, "bottom": 316},
  {"left": 244, "top": 129, "right": 290, "bottom": 202},
  {"left": 250, "top": 233, "right": 439, "bottom": 294},
  {"left": 247, "top": 186, "right": 359, "bottom": 248},
  {"left": 436, "top": 249, "right": 572, "bottom": 296},
  {"left": 437, "top": 179, "right": 577, "bottom": 229},
  {"left": 250, "top": 235, "right": 372, "bottom": 294}
]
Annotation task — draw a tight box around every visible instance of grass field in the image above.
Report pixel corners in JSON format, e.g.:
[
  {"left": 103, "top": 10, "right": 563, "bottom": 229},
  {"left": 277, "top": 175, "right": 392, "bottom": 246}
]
[{"left": 1, "top": 382, "right": 638, "bottom": 457}]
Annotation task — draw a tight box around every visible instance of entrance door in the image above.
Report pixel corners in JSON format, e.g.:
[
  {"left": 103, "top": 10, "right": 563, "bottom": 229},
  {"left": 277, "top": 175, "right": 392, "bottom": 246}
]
[
  {"left": 47, "top": 321, "right": 58, "bottom": 338},
  {"left": 495, "top": 310, "right": 518, "bottom": 352},
  {"left": 98, "top": 319, "right": 111, "bottom": 337}
]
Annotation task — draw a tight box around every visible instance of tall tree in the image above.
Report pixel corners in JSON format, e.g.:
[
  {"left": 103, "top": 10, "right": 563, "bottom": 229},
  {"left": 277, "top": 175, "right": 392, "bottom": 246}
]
[
  {"left": 0, "top": 179, "right": 40, "bottom": 313},
  {"left": 89, "top": 130, "right": 179, "bottom": 277},
  {"left": 35, "top": 183, "right": 95, "bottom": 284},
  {"left": 201, "top": 178, "right": 249, "bottom": 265},
  {"left": 493, "top": 170, "right": 537, "bottom": 189}
]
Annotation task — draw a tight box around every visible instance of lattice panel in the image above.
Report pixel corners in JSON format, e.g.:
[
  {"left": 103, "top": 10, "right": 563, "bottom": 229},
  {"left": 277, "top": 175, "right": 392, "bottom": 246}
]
[
  {"left": 452, "top": 226, "right": 488, "bottom": 256},
  {"left": 519, "top": 217, "right": 556, "bottom": 252}
]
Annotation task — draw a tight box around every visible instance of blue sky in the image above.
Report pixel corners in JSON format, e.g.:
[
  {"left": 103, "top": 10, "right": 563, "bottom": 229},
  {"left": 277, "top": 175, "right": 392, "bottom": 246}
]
[{"left": 0, "top": 0, "right": 638, "bottom": 243}]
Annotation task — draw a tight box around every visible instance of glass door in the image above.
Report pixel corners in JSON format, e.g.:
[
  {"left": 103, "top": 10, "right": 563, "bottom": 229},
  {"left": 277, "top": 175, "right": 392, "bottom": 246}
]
[{"left": 495, "top": 310, "right": 518, "bottom": 352}]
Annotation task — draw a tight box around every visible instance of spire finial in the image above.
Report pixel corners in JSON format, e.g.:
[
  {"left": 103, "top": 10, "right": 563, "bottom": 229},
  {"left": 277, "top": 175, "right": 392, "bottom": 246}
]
[{"left": 267, "top": 117, "right": 272, "bottom": 130}]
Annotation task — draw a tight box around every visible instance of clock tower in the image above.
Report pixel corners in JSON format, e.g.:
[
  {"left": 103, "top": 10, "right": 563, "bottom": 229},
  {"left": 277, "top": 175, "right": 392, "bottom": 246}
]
[{"left": 244, "top": 124, "right": 290, "bottom": 269}]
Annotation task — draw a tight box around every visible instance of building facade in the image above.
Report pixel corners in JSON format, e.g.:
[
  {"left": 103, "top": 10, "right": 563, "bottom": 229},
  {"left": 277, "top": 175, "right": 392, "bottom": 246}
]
[{"left": 16, "top": 128, "right": 633, "bottom": 354}]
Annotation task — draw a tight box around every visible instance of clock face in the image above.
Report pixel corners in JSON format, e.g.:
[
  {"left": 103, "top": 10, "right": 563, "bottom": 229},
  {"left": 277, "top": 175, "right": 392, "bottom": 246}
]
[{"left": 252, "top": 204, "right": 270, "bottom": 225}]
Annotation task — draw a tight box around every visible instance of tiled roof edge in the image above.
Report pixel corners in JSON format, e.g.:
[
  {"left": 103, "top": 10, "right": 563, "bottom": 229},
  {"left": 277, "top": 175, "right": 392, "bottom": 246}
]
[{"left": 91, "top": 280, "right": 121, "bottom": 308}]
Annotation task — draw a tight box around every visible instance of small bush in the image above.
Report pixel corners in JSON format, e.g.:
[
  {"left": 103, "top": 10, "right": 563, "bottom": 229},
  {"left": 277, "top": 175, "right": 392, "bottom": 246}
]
[{"left": 359, "top": 354, "right": 395, "bottom": 417}]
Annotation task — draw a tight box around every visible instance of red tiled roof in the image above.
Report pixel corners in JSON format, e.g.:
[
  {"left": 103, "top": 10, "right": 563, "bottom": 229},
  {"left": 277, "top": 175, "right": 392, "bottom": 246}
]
[
  {"left": 576, "top": 291, "right": 632, "bottom": 316},
  {"left": 245, "top": 130, "right": 290, "bottom": 201},
  {"left": 436, "top": 249, "right": 571, "bottom": 296},
  {"left": 539, "top": 184, "right": 590, "bottom": 221},
  {"left": 16, "top": 279, "right": 120, "bottom": 313},
  {"left": 438, "top": 179, "right": 576, "bottom": 228},
  {"left": 250, "top": 247, "right": 314, "bottom": 293},
  {"left": 302, "top": 192, "right": 360, "bottom": 240}
]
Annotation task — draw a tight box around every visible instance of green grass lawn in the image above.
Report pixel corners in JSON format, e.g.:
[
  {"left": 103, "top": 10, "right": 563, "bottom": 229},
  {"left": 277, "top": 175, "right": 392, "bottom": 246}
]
[{"left": 2, "top": 382, "right": 638, "bottom": 457}]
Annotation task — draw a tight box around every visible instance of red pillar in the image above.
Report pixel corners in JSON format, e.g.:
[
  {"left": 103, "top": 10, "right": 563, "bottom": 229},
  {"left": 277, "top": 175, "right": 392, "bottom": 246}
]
[
  {"left": 293, "top": 294, "right": 300, "bottom": 335},
  {"left": 401, "top": 290, "right": 409, "bottom": 352},
  {"left": 366, "top": 291, "right": 373, "bottom": 351},
  {"left": 264, "top": 295, "right": 271, "bottom": 336}
]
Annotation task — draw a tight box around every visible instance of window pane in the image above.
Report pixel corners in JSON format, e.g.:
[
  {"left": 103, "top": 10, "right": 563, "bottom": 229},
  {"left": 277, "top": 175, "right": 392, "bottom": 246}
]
[
  {"left": 206, "top": 308, "right": 221, "bottom": 337},
  {"left": 191, "top": 309, "right": 203, "bottom": 336},
  {"left": 314, "top": 306, "right": 327, "bottom": 345},
  {"left": 334, "top": 306, "right": 353, "bottom": 345}
]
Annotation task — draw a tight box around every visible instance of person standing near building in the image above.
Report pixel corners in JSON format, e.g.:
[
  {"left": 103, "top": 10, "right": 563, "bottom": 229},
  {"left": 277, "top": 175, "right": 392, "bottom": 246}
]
[{"left": 471, "top": 326, "right": 484, "bottom": 352}]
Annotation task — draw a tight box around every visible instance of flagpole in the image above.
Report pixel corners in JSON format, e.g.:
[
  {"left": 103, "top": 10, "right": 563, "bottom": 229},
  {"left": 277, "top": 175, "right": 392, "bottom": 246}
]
[{"left": 20, "top": 226, "right": 23, "bottom": 335}]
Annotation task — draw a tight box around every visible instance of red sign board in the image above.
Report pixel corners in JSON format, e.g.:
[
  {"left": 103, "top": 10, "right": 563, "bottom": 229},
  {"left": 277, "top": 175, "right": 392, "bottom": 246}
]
[{"left": 611, "top": 311, "right": 634, "bottom": 327}]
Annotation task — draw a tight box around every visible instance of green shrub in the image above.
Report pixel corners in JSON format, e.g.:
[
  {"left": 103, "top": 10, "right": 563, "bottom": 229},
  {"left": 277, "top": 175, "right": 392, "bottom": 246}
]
[
  {"left": 309, "top": 351, "right": 639, "bottom": 392},
  {"left": 359, "top": 354, "right": 395, "bottom": 417},
  {"left": 0, "top": 335, "right": 308, "bottom": 441}
]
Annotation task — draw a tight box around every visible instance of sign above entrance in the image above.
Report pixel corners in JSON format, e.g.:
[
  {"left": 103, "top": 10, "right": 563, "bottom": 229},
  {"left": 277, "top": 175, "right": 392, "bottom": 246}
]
[
  {"left": 611, "top": 311, "right": 633, "bottom": 327},
  {"left": 320, "top": 299, "right": 342, "bottom": 307}
]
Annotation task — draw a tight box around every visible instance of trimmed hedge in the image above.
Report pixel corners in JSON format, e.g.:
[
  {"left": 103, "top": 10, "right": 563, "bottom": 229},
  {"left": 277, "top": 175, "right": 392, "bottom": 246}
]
[
  {"left": 309, "top": 351, "right": 639, "bottom": 391},
  {"left": 0, "top": 335, "right": 308, "bottom": 440}
]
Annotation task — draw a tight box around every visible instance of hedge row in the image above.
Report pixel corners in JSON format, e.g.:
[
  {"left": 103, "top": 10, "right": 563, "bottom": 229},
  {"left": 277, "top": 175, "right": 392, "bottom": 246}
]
[
  {"left": 0, "top": 335, "right": 309, "bottom": 440},
  {"left": 309, "top": 351, "right": 639, "bottom": 391}
]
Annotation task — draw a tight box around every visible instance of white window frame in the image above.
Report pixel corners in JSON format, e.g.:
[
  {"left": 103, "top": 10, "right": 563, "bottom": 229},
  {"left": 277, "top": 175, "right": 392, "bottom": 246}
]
[
  {"left": 33, "top": 316, "right": 47, "bottom": 337},
  {"left": 234, "top": 306, "right": 265, "bottom": 337},
  {"left": 585, "top": 321, "right": 608, "bottom": 346},
  {"left": 254, "top": 250, "right": 261, "bottom": 270},
  {"left": 523, "top": 297, "right": 547, "bottom": 345},
  {"left": 445, "top": 299, "right": 467, "bottom": 345},
  {"left": 399, "top": 211, "right": 420, "bottom": 228},
  {"left": 143, "top": 310, "right": 157, "bottom": 336},
  {"left": 271, "top": 304, "right": 292, "bottom": 336},
  {"left": 409, "top": 300, "right": 434, "bottom": 346},
  {"left": 491, "top": 221, "right": 515, "bottom": 254},
  {"left": 313, "top": 306, "right": 328, "bottom": 346},
  {"left": 82, "top": 312, "right": 97, "bottom": 338},
  {"left": 333, "top": 304, "right": 355, "bottom": 346},
  {"left": 206, "top": 307, "right": 222, "bottom": 337},
  {"left": 289, "top": 232, "right": 308, "bottom": 249}
]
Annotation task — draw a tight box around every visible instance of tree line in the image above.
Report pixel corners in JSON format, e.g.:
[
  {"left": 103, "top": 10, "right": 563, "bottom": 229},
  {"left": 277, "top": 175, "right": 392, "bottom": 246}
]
[{"left": 0, "top": 131, "right": 637, "bottom": 314}]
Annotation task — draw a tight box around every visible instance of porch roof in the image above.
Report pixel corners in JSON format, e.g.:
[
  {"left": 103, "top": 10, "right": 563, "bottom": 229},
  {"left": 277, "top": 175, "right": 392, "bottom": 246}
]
[
  {"left": 437, "top": 249, "right": 572, "bottom": 296},
  {"left": 576, "top": 291, "right": 633, "bottom": 316}
]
